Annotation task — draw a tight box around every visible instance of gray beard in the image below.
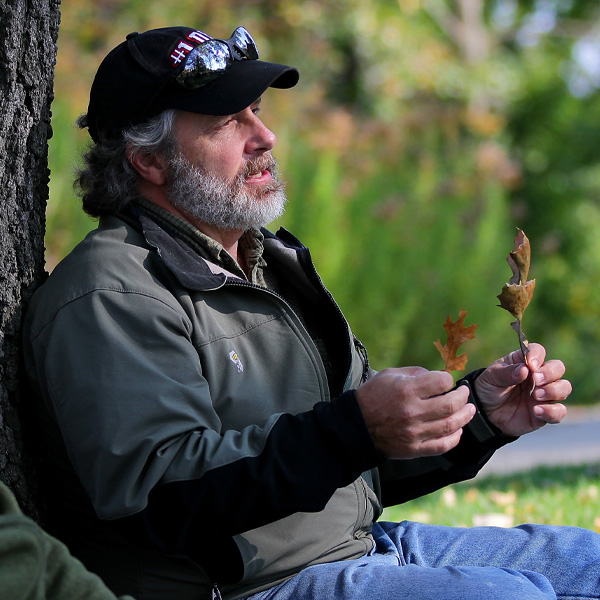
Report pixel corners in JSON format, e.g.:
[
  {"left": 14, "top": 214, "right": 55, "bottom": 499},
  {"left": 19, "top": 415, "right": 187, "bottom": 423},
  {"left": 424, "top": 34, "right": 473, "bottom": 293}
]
[{"left": 167, "top": 152, "right": 287, "bottom": 232}]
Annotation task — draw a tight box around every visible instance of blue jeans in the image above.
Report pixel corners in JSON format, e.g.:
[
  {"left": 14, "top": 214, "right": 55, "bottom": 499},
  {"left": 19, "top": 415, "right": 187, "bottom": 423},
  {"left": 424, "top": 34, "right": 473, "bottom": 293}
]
[{"left": 244, "top": 521, "right": 600, "bottom": 600}]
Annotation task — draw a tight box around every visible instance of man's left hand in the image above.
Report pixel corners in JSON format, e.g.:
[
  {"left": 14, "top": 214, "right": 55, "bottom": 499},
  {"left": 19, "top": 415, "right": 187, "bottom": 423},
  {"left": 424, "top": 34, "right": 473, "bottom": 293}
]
[{"left": 474, "top": 343, "right": 571, "bottom": 438}]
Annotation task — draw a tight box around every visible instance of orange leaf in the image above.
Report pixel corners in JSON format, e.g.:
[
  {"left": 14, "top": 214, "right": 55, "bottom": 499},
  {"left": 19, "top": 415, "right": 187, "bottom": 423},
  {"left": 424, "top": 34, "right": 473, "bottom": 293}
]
[{"left": 434, "top": 309, "right": 478, "bottom": 372}]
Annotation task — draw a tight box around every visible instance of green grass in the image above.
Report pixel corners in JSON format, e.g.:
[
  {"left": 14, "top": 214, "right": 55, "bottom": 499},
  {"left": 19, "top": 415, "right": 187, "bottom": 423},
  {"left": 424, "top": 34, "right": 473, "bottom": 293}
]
[{"left": 382, "top": 463, "right": 600, "bottom": 532}]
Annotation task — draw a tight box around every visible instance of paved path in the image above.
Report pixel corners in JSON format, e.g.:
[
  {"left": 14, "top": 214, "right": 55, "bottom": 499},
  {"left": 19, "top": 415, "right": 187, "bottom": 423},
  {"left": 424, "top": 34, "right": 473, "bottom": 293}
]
[{"left": 479, "top": 405, "right": 600, "bottom": 477}]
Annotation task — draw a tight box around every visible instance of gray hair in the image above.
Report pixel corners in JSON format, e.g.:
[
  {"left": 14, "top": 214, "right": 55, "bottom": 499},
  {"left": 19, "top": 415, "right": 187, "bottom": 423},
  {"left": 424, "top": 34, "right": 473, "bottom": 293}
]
[{"left": 74, "top": 110, "right": 177, "bottom": 217}]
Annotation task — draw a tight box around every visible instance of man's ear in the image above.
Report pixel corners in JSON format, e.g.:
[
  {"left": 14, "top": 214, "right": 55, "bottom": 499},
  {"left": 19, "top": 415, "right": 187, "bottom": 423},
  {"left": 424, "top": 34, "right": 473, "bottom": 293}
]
[{"left": 127, "top": 145, "right": 168, "bottom": 186}]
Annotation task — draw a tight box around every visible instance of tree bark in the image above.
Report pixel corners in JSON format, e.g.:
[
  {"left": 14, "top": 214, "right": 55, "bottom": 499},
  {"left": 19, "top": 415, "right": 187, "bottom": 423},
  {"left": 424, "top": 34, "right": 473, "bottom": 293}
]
[{"left": 0, "top": 0, "right": 60, "bottom": 519}]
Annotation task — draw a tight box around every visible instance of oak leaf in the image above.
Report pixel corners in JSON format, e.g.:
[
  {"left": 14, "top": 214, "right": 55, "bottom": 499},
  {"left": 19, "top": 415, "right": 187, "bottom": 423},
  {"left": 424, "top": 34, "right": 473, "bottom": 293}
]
[
  {"left": 434, "top": 309, "right": 478, "bottom": 372},
  {"left": 497, "top": 228, "right": 536, "bottom": 365}
]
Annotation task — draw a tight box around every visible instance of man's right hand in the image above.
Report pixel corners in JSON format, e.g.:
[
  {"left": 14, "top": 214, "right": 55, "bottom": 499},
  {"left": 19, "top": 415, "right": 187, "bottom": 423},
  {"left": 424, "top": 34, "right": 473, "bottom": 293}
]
[{"left": 355, "top": 367, "right": 475, "bottom": 460}]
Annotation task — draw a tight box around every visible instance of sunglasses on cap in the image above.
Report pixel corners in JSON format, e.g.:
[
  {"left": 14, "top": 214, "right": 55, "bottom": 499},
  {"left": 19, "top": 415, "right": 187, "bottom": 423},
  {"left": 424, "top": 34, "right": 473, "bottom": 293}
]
[{"left": 176, "top": 26, "right": 259, "bottom": 89}]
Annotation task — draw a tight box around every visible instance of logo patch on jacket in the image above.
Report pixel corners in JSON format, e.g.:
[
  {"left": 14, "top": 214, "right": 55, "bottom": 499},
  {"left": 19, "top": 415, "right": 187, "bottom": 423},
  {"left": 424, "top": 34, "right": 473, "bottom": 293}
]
[{"left": 229, "top": 350, "right": 244, "bottom": 373}]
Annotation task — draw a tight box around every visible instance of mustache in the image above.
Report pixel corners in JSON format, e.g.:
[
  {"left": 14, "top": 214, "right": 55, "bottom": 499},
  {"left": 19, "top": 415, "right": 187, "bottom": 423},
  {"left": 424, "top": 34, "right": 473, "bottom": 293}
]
[{"left": 241, "top": 152, "right": 278, "bottom": 179}]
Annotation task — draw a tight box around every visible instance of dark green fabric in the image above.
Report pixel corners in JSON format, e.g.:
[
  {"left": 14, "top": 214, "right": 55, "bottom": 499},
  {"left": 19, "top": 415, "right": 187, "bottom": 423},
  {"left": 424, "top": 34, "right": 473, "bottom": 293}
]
[{"left": 0, "top": 482, "right": 135, "bottom": 600}]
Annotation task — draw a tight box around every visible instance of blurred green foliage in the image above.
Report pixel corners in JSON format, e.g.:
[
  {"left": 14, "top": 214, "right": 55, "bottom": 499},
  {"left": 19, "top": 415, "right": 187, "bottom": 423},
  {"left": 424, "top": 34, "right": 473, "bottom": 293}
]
[
  {"left": 383, "top": 463, "right": 600, "bottom": 530},
  {"left": 48, "top": 0, "right": 600, "bottom": 403}
]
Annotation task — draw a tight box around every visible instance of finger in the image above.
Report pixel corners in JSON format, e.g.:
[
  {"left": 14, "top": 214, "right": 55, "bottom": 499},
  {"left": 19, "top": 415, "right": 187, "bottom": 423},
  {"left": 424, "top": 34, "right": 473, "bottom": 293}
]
[
  {"left": 532, "top": 378, "right": 572, "bottom": 403},
  {"left": 394, "top": 366, "right": 431, "bottom": 378},
  {"left": 532, "top": 402, "right": 567, "bottom": 424},
  {"left": 416, "top": 428, "right": 465, "bottom": 457},
  {"left": 420, "top": 386, "right": 471, "bottom": 422},
  {"left": 419, "top": 398, "right": 476, "bottom": 438},
  {"left": 411, "top": 370, "right": 455, "bottom": 399},
  {"left": 532, "top": 359, "right": 567, "bottom": 386},
  {"left": 501, "top": 342, "right": 546, "bottom": 370},
  {"left": 523, "top": 342, "right": 546, "bottom": 370},
  {"left": 416, "top": 402, "right": 476, "bottom": 456}
]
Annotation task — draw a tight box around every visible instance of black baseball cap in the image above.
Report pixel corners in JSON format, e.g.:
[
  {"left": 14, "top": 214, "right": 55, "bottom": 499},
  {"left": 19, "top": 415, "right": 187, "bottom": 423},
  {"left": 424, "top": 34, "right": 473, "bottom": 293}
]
[{"left": 85, "top": 26, "right": 299, "bottom": 143}]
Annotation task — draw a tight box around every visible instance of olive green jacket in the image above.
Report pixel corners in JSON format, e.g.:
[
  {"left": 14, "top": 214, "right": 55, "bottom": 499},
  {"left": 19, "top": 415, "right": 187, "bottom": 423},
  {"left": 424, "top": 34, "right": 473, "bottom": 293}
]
[{"left": 0, "top": 482, "right": 135, "bottom": 600}]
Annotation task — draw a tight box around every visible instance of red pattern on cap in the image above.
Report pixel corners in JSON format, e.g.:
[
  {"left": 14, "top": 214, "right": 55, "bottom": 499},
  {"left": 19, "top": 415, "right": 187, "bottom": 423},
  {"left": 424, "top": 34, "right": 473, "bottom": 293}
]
[{"left": 169, "top": 30, "right": 212, "bottom": 68}]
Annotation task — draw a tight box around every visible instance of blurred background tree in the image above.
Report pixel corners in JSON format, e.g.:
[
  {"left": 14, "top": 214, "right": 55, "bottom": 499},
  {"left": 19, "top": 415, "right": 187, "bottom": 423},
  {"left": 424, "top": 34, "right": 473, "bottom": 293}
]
[{"left": 48, "top": 0, "right": 600, "bottom": 404}]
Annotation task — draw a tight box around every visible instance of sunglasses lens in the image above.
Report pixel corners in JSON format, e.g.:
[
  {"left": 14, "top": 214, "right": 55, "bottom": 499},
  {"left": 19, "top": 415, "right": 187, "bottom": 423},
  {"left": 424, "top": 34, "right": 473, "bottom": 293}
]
[
  {"left": 230, "top": 26, "right": 259, "bottom": 61},
  {"left": 174, "top": 28, "right": 259, "bottom": 90},
  {"left": 177, "top": 41, "right": 230, "bottom": 88}
]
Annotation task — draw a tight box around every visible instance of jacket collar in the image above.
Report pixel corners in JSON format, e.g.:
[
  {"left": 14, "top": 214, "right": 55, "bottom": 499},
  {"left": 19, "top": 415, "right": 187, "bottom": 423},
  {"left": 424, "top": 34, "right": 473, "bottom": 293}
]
[
  {"left": 129, "top": 206, "right": 234, "bottom": 291},
  {"left": 118, "top": 204, "right": 305, "bottom": 292}
]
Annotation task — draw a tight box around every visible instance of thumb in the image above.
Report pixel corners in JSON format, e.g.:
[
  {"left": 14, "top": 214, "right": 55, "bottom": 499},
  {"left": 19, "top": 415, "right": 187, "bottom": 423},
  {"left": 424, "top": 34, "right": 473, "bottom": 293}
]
[
  {"left": 480, "top": 359, "right": 526, "bottom": 388},
  {"left": 511, "top": 362, "right": 530, "bottom": 384}
]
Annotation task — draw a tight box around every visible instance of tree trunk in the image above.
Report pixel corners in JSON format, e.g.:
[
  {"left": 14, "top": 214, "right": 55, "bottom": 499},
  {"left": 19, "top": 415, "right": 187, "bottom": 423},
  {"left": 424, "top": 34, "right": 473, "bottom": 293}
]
[{"left": 0, "top": 0, "right": 60, "bottom": 519}]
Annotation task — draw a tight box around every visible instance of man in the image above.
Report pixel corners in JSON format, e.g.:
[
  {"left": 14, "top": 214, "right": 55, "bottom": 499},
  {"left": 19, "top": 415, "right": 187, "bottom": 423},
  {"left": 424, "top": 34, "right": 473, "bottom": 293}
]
[{"left": 22, "top": 24, "right": 598, "bottom": 600}]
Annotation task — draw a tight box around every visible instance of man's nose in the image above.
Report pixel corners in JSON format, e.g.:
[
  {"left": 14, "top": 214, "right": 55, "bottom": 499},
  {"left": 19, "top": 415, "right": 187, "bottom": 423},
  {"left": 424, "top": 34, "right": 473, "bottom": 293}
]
[{"left": 244, "top": 115, "right": 276, "bottom": 157}]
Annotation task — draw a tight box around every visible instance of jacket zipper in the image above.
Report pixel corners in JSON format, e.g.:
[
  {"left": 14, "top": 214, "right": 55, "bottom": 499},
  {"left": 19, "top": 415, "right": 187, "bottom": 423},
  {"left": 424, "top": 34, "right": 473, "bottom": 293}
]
[
  {"left": 294, "top": 246, "right": 368, "bottom": 391},
  {"left": 352, "top": 335, "right": 370, "bottom": 383},
  {"left": 212, "top": 583, "right": 223, "bottom": 600}
]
